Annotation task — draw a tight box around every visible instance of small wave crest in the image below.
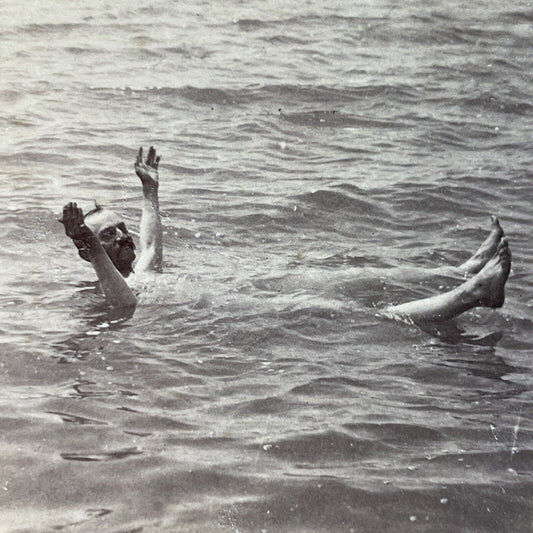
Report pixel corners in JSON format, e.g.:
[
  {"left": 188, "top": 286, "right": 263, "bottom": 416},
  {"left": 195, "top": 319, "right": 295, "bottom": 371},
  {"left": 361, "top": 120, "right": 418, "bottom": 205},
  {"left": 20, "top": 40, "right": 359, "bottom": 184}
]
[{"left": 258, "top": 430, "right": 389, "bottom": 462}]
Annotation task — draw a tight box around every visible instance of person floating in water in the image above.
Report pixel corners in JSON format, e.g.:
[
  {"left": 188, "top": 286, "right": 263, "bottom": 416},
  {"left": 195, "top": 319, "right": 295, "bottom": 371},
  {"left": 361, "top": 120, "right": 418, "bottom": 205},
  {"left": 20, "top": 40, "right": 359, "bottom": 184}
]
[
  {"left": 60, "top": 146, "right": 511, "bottom": 322},
  {"left": 61, "top": 146, "right": 162, "bottom": 308}
]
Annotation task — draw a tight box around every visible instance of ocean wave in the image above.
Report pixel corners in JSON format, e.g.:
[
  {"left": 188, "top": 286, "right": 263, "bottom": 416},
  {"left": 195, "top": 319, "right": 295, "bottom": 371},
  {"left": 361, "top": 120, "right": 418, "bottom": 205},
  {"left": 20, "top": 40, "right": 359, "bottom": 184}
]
[
  {"left": 344, "top": 421, "right": 444, "bottom": 446},
  {"left": 294, "top": 188, "right": 391, "bottom": 218},
  {"left": 2, "top": 2, "right": 532, "bottom": 531},
  {"left": 64, "top": 46, "right": 105, "bottom": 55},
  {"left": 502, "top": 9, "right": 533, "bottom": 22},
  {"left": 86, "top": 82, "right": 422, "bottom": 108},
  {"left": 460, "top": 93, "right": 533, "bottom": 116},
  {"left": 15, "top": 22, "right": 87, "bottom": 35},
  {"left": 411, "top": 122, "right": 502, "bottom": 151},
  {"left": 259, "top": 430, "right": 390, "bottom": 462},
  {"left": 234, "top": 14, "right": 372, "bottom": 32},
  {"left": 290, "top": 376, "right": 371, "bottom": 395},
  {"left": 222, "top": 478, "right": 533, "bottom": 532},
  {"left": 281, "top": 110, "right": 406, "bottom": 129}
]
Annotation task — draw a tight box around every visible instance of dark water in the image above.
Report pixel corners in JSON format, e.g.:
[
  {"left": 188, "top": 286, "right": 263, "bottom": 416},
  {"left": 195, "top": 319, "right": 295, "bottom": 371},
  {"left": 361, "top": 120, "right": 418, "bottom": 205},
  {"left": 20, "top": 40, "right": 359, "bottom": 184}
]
[{"left": 1, "top": 1, "right": 533, "bottom": 531}]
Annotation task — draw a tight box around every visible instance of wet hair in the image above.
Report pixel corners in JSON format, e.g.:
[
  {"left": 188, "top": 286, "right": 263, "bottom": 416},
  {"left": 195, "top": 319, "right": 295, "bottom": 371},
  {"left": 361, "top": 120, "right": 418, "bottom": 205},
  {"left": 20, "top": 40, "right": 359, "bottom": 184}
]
[
  {"left": 77, "top": 201, "right": 135, "bottom": 275},
  {"left": 83, "top": 201, "right": 104, "bottom": 220}
]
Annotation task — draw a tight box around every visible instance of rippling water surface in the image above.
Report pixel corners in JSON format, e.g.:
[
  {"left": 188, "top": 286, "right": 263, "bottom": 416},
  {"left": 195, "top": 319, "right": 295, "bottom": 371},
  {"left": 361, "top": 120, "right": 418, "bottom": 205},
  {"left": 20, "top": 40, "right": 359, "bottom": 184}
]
[{"left": 1, "top": 0, "right": 533, "bottom": 531}]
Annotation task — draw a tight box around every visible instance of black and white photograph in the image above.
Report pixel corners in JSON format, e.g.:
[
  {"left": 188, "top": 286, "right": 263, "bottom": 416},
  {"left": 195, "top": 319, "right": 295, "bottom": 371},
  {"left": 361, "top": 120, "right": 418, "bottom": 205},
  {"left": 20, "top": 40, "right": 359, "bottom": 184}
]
[{"left": 1, "top": 0, "right": 532, "bottom": 531}]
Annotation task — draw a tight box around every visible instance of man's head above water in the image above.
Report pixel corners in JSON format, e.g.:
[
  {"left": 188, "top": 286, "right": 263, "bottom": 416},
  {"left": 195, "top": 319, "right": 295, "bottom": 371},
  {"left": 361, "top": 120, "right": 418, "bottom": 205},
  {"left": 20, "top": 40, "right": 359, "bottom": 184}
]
[
  {"left": 60, "top": 146, "right": 162, "bottom": 308},
  {"left": 79, "top": 204, "right": 136, "bottom": 276}
]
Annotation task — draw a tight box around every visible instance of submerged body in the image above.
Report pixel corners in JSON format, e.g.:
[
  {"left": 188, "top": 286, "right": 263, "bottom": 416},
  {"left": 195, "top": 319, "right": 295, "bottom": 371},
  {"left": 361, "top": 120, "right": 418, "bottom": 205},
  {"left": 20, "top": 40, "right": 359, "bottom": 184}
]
[
  {"left": 61, "top": 147, "right": 162, "bottom": 308},
  {"left": 61, "top": 149, "right": 511, "bottom": 324}
]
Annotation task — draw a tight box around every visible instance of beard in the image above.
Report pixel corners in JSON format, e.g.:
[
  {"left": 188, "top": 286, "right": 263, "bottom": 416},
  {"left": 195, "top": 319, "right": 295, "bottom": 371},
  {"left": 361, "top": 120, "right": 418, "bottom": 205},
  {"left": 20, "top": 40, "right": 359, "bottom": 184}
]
[{"left": 111, "top": 239, "right": 136, "bottom": 276}]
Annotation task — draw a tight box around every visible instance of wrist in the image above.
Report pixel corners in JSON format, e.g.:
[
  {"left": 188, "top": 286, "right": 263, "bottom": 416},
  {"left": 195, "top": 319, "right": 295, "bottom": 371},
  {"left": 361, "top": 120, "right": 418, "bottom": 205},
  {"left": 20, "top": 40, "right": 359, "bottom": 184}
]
[
  {"left": 143, "top": 186, "right": 160, "bottom": 207},
  {"left": 142, "top": 182, "right": 159, "bottom": 195},
  {"left": 77, "top": 229, "right": 98, "bottom": 248}
]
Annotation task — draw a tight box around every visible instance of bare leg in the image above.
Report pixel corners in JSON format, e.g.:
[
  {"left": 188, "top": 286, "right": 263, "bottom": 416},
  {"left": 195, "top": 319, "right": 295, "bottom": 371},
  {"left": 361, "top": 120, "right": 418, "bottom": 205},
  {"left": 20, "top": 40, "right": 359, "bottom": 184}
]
[
  {"left": 455, "top": 216, "right": 504, "bottom": 275},
  {"left": 384, "top": 238, "right": 511, "bottom": 322}
]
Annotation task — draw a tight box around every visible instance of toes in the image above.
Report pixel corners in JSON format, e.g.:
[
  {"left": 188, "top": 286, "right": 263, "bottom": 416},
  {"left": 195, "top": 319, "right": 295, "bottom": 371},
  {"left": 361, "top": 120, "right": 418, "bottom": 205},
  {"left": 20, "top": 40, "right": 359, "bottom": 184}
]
[
  {"left": 497, "top": 237, "right": 508, "bottom": 254},
  {"left": 501, "top": 238, "right": 511, "bottom": 260},
  {"left": 490, "top": 215, "right": 504, "bottom": 237},
  {"left": 496, "top": 238, "right": 511, "bottom": 275}
]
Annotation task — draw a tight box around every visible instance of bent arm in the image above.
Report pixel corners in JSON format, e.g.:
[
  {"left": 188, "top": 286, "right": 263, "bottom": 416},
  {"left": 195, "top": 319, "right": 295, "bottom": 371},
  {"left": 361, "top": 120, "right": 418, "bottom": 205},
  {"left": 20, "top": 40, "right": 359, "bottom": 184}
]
[
  {"left": 135, "top": 146, "right": 163, "bottom": 272},
  {"left": 83, "top": 233, "right": 138, "bottom": 307},
  {"left": 61, "top": 203, "right": 137, "bottom": 308}
]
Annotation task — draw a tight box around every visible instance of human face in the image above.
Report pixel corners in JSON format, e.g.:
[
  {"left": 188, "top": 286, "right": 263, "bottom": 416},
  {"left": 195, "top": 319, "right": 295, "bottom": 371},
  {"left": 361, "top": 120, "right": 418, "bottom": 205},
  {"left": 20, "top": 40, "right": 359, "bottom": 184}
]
[{"left": 84, "top": 209, "right": 136, "bottom": 276}]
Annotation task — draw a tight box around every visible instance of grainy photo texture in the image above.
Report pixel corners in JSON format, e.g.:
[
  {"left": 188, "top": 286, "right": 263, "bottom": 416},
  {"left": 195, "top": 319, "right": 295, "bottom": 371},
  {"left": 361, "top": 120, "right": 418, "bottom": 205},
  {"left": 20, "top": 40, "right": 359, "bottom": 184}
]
[{"left": 1, "top": 1, "right": 532, "bottom": 531}]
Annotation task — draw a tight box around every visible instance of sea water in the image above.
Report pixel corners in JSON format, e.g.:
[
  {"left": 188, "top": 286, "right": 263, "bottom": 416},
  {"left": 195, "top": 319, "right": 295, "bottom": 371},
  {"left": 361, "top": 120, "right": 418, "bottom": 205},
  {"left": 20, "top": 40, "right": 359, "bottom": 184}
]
[{"left": 1, "top": 1, "right": 532, "bottom": 531}]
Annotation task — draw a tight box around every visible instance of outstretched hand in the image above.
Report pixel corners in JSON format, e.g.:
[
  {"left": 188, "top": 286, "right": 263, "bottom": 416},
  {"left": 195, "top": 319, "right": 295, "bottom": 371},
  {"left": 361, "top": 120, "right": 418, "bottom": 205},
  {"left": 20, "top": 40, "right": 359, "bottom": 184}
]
[
  {"left": 59, "top": 202, "right": 94, "bottom": 244},
  {"left": 135, "top": 146, "right": 160, "bottom": 189}
]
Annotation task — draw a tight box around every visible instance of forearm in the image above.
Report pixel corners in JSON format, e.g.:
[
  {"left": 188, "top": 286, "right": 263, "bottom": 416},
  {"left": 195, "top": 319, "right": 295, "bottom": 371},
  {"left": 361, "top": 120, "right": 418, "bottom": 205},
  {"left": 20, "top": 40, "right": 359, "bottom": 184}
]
[
  {"left": 137, "top": 186, "right": 163, "bottom": 272},
  {"left": 84, "top": 235, "right": 137, "bottom": 307}
]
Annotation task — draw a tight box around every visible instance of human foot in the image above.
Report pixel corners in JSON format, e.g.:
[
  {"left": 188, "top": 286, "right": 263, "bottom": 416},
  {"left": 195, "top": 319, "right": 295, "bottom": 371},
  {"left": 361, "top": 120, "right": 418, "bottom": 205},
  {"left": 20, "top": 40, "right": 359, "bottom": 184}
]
[
  {"left": 458, "top": 216, "right": 504, "bottom": 275},
  {"left": 466, "top": 237, "right": 511, "bottom": 308},
  {"left": 383, "top": 237, "right": 511, "bottom": 323}
]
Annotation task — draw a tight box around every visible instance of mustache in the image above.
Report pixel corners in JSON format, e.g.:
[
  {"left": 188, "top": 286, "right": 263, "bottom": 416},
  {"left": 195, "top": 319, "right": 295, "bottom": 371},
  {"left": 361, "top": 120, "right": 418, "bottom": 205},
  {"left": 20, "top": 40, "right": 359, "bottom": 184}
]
[{"left": 117, "top": 236, "right": 136, "bottom": 250}]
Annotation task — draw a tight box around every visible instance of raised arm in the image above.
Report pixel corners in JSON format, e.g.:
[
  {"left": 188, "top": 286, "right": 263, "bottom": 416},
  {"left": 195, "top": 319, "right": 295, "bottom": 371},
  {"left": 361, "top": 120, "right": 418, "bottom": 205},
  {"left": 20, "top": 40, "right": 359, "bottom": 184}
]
[
  {"left": 134, "top": 146, "right": 163, "bottom": 272},
  {"left": 61, "top": 203, "right": 137, "bottom": 308}
]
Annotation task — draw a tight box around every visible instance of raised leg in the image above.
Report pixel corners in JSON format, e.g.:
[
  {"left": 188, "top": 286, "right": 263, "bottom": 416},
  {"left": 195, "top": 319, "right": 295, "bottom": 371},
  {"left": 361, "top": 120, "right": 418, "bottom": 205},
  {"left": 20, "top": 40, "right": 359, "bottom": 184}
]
[
  {"left": 374, "top": 216, "right": 505, "bottom": 283},
  {"left": 384, "top": 238, "right": 511, "bottom": 322},
  {"left": 455, "top": 216, "right": 504, "bottom": 275}
]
